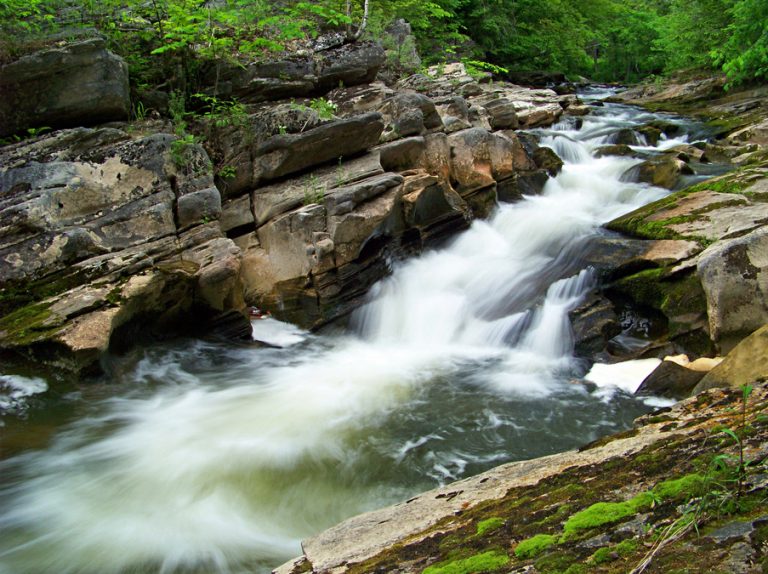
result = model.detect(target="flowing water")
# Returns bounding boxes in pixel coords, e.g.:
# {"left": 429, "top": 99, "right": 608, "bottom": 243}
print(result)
{"left": 0, "top": 92, "right": 712, "bottom": 573}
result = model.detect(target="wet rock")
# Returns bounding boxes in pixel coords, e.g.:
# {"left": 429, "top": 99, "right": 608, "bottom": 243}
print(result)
{"left": 0, "top": 38, "right": 130, "bottom": 137}
{"left": 622, "top": 155, "right": 694, "bottom": 189}
{"left": 608, "top": 128, "right": 642, "bottom": 146}
{"left": 570, "top": 294, "right": 622, "bottom": 358}
{"left": 532, "top": 147, "right": 564, "bottom": 176}
{"left": 594, "top": 144, "right": 637, "bottom": 158}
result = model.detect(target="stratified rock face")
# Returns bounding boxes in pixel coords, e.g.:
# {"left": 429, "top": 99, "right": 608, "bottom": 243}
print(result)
{"left": 0, "top": 127, "right": 247, "bottom": 373}
{"left": 0, "top": 38, "right": 130, "bottom": 138}
{"left": 253, "top": 113, "right": 385, "bottom": 184}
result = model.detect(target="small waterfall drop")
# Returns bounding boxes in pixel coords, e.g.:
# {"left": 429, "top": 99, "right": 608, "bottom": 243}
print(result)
{"left": 0, "top": 95, "right": 694, "bottom": 574}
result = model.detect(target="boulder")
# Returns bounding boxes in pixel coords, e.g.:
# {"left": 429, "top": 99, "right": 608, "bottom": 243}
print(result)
{"left": 635, "top": 360, "right": 706, "bottom": 399}
{"left": 515, "top": 103, "right": 563, "bottom": 129}
{"left": 0, "top": 38, "right": 130, "bottom": 138}
{"left": 697, "top": 226, "right": 768, "bottom": 351}
{"left": 253, "top": 112, "right": 384, "bottom": 184}
{"left": 532, "top": 147, "right": 564, "bottom": 176}
{"left": 728, "top": 119, "right": 768, "bottom": 146}
{"left": 608, "top": 128, "right": 641, "bottom": 146}
{"left": 621, "top": 155, "right": 694, "bottom": 189}
{"left": 214, "top": 41, "right": 385, "bottom": 103}
{"left": 594, "top": 144, "right": 636, "bottom": 158}
{"left": 483, "top": 98, "right": 519, "bottom": 130}
{"left": 447, "top": 129, "right": 519, "bottom": 194}
{"left": 693, "top": 324, "right": 768, "bottom": 393}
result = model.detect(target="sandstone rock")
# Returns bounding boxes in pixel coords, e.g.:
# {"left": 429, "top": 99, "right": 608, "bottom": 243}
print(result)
{"left": 379, "top": 92, "right": 442, "bottom": 141}
{"left": 635, "top": 359, "right": 706, "bottom": 398}
{"left": 697, "top": 226, "right": 768, "bottom": 351}
{"left": 483, "top": 98, "right": 519, "bottom": 130}
{"left": 253, "top": 112, "right": 384, "bottom": 184}
{"left": 0, "top": 38, "right": 130, "bottom": 137}
{"left": 694, "top": 324, "right": 768, "bottom": 393}
{"left": 447, "top": 128, "right": 517, "bottom": 194}
{"left": 252, "top": 152, "right": 384, "bottom": 226}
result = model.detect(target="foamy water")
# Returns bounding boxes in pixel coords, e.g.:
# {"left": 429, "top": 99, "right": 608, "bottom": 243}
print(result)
{"left": 0, "top": 96, "right": 702, "bottom": 573}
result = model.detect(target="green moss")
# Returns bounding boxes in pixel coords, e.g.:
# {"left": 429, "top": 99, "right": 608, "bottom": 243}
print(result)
{"left": 514, "top": 534, "right": 558, "bottom": 559}
{"left": 616, "top": 538, "right": 639, "bottom": 555}
{"left": 590, "top": 546, "right": 614, "bottom": 564}
{"left": 562, "top": 494, "right": 652, "bottom": 538}
{"left": 653, "top": 473, "right": 706, "bottom": 501}
{"left": 0, "top": 301, "right": 60, "bottom": 346}
{"left": 476, "top": 517, "right": 504, "bottom": 537}
{"left": 563, "top": 565, "right": 588, "bottom": 574}
{"left": 422, "top": 550, "right": 510, "bottom": 574}
{"left": 534, "top": 550, "right": 579, "bottom": 573}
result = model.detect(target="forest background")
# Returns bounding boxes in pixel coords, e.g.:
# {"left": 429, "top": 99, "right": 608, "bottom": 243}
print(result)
{"left": 0, "top": 0, "right": 766, "bottom": 99}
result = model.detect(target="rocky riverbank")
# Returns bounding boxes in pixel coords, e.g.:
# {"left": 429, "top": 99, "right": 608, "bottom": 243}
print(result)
{"left": 276, "top": 382, "right": 768, "bottom": 574}
{"left": 271, "top": 76, "right": 768, "bottom": 574}
{"left": 0, "top": 37, "right": 575, "bottom": 376}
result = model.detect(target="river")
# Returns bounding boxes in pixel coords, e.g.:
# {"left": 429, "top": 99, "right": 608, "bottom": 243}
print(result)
{"left": 0, "top": 90, "right": 714, "bottom": 573}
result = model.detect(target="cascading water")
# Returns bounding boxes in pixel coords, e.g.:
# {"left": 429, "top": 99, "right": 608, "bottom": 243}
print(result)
{"left": 0, "top": 94, "right": 705, "bottom": 573}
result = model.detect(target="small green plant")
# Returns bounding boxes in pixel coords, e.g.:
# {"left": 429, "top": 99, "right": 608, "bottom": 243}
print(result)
{"left": 217, "top": 165, "right": 237, "bottom": 180}
{"left": 192, "top": 93, "right": 248, "bottom": 128}
{"left": 462, "top": 59, "right": 509, "bottom": 79}
{"left": 170, "top": 134, "right": 198, "bottom": 167}
{"left": 132, "top": 101, "right": 147, "bottom": 121}
{"left": 309, "top": 97, "right": 337, "bottom": 121}
{"left": 302, "top": 174, "right": 325, "bottom": 205}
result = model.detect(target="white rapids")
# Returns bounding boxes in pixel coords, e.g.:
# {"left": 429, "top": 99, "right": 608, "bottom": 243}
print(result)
{"left": 0, "top": 97, "right": 697, "bottom": 574}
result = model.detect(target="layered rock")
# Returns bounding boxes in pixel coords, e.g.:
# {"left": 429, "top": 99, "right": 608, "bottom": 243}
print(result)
{"left": 0, "top": 127, "right": 247, "bottom": 373}
{"left": 0, "top": 38, "right": 130, "bottom": 138}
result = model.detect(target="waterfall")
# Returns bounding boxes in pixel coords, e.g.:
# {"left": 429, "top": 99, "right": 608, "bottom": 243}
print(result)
{"left": 0, "top": 97, "right": 690, "bottom": 574}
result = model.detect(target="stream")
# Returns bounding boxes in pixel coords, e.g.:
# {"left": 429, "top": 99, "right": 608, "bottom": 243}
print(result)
{"left": 0, "top": 90, "right": 717, "bottom": 574}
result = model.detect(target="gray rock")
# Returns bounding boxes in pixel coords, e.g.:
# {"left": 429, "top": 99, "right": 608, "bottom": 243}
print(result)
{"left": 177, "top": 187, "right": 222, "bottom": 229}
{"left": 697, "top": 226, "right": 768, "bottom": 350}
{"left": 253, "top": 113, "right": 384, "bottom": 184}
{"left": 0, "top": 38, "right": 129, "bottom": 137}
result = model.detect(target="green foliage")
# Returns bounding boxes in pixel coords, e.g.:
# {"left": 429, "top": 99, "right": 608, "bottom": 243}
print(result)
{"left": 475, "top": 517, "right": 504, "bottom": 537}
{"left": 217, "top": 165, "right": 237, "bottom": 180}
{"left": 192, "top": 93, "right": 248, "bottom": 128}
{"left": 514, "top": 534, "right": 558, "bottom": 559}
{"left": 422, "top": 550, "right": 510, "bottom": 574}
{"left": 170, "top": 133, "right": 199, "bottom": 167}
{"left": 309, "top": 97, "right": 338, "bottom": 121}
